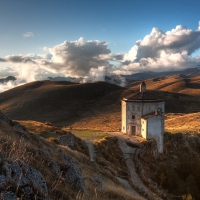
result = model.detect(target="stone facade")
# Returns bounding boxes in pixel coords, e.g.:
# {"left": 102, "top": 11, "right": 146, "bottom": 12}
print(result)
{"left": 121, "top": 82, "right": 165, "bottom": 153}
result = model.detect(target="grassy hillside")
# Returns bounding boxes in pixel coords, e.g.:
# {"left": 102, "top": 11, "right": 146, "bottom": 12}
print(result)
{"left": 0, "top": 113, "right": 139, "bottom": 200}
{"left": 0, "top": 81, "right": 124, "bottom": 130}
{"left": 0, "top": 77, "right": 200, "bottom": 131}
{"left": 165, "top": 112, "right": 200, "bottom": 134}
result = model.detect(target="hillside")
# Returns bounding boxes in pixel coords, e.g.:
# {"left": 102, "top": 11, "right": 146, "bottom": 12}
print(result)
{"left": 0, "top": 111, "right": 142, "bottom": 200}
{"left": 128, "top": 75, "right": 200, "bottom": 96}
{"left": 0, "top": 81, "right": 124, "bottom": 130}
{"left": 0, "top": 78, "right": 200, "bottom": 131}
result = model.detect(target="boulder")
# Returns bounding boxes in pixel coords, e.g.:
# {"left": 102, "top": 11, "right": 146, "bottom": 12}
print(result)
{"left": 58, "top": 133, "right": 74, "bottom": 149}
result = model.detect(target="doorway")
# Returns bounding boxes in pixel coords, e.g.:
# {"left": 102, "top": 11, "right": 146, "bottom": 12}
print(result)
{"left": 131, "top": 126, "right": 136, "bottom": 135}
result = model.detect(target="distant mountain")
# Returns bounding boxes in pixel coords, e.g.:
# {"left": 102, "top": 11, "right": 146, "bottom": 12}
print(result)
{"left": 122, "top": 67, "right": 200, "bottom": 80}
{"left": 48, "top": 76, "right": 76, "bottom": 81}
{"left": 48, "top": 75, "right": 126, "bottom": 86}
{"left": 0, "top": 76, "right": 16, "bottom": 83}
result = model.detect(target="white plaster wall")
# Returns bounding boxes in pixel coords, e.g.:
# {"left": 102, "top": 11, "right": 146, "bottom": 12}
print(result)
{"left": 122, "top": 100, "right": 165, "bottom": 138}
{"left": 121, "top": 101, "right": 127, "bottom": 133}
{"left": 147, "top": 115, "right": 163, "bottom": 153}
{"left": 126, "top": 102, "right": 142, "bottom": 135}
{"left": 141, "top": 119, "right": 147, "bottom": 138}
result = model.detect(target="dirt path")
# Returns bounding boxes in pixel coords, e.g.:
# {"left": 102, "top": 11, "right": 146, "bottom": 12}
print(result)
{"left": 107, "top": 132, "right": 163, "bottom": 200}
{"left": 116, "top": 177, "right": 146, "bottom": 200}
{"left": 85, "top": 141, "right": 96, "bottom": 161}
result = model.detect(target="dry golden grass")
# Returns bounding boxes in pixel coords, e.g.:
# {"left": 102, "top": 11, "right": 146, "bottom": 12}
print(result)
{"left": 94, "top": 136, "right": 128, "bottom": 179}
{"left": 129, "top": 75, "right": 200, "bottom": 96}
{"left": 0, "top": 120, "right": 140, "bottom": 200}
{"left": 1, "top": 78, "right": 200, "bottom": 132}
{"left": 165, "top": 112, "right": 200, "bottom": 133}
{"left": 17, "top": 120, "right": 57, "bottom": 133}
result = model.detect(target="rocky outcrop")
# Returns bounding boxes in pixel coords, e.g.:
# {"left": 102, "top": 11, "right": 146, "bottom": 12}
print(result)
{"left": 48, "top": 160, "right": 61, "bottom": 178}
{"left": 134, "top": 139, "right": 168, "bottom": 199}
{"left": 58, "top": 132, "right": 74, "bottom": 149}
{"left": 60, "top": 153, "right": 85, "bottom": 192}
{"left": 0, "top": 111, "right": 28, "bottom": 133}
{"left": 65, "top": 163, "right": 85, "bottom": 192}
{"left": 0, "top": 157, "right": 49, "bottom": 199}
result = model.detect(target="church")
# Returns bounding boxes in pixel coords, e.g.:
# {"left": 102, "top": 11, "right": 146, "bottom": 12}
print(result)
{"left": 121, "top": 82, "right": 165, "bottom": 153}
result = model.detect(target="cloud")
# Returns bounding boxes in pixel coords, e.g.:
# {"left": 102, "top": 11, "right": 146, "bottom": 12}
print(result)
{"left": 2, "top": 23, "right": 200, "bottom": 90}
{"left": 39, "top": 37, "right": 116, "bottom": 77}
{"left": 122, "top": 22, "right": 200, "bottom": 73}
{"left": 82, "top": 66, "right": 109, "bottom": 83}
{"left": 23, "top": 32, "right": 34, "bottom": 37}
{"left": 0, "top": 38, "right": 120, "bottom": 91}
{"left": 0, "top": 58, "right": 6, "bottom": 62}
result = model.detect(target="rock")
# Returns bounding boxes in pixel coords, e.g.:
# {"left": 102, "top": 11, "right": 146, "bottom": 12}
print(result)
{"left": 58, "top": 133, "right": 74, "bottom": 149}
{"left": 0, "top": 192, "right": 17, "bottom": 200}
{"left": 48, "top": 160, "right": 61, "bottom": 178}
{"left": 13, "top": 123, "right": 28, "bottom": 133}
{"left": 1, "top": 159, "right": 48, "bottom": 198}
{"left": 61, "top": 153, "right": 76, "bottom": 165}
{"left": 0, "top": 111, "right": 27, "bottom": 133}
{"left": 0, "top": 175, "right": 5, "bottom": 190}
{"left": 65, "top": 163, "right": 85, "bottom": 192}
{"left": 40, "top": 149, "right": 50, "bottom": 157}
{"left": 94, "top": 175, "right": 104, "bottom": 189}
{"left": 0, "top": 111, "right": 10, "bottom": 124}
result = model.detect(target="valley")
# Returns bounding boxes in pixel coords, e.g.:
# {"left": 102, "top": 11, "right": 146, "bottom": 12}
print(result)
{"left": 0, "top": 72, "right": 200, "bottom": 199}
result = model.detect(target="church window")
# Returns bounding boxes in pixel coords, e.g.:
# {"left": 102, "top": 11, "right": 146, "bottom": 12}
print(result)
{"left": 132, "top": 105, "right": 135, "bottom": 111}
{"left": 132, "top": 115, "right": 135, "bottom": 120}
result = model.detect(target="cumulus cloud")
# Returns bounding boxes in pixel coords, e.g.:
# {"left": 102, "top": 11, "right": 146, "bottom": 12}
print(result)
{"left": 44, "top": 37, "right": 113, "bottom": 76}
{"left": 2, "top": 23, "right": 200, "bottom": 91}
{"left": 82, "top": 66, "right": 109, "bottom": 83}
{"left": 0, "top": 37, "right": 120, "bottom": 77}
{"left": 23, "top": 32, "right": 34, "bottom": 37}
{"left": 0, "top": 38, "right": 122, "bottom": 92}
{"left": 122, "top": 22, "right": 200, "bottom": 73}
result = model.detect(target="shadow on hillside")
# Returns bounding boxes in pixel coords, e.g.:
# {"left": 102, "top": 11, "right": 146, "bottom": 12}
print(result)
{"left": 0, "top": 81, "right": 200, "bottom": 128}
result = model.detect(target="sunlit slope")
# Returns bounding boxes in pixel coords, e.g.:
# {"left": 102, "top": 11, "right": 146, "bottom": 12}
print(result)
{"left": 165, "top": 112, "right": 200, "bottom": 133}
{"left": 128, "top": 75, "right": 200, "bottom": 96}
{"left": 1, "top": 78, "right": 200, "bottom": 131}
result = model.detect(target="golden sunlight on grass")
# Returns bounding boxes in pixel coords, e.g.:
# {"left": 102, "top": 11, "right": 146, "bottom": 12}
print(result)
{"left": 63, "top": 128, "right": 108, "bottom": 141}
{"left": 165, "top": 112, "right": 200, "bottom": 133}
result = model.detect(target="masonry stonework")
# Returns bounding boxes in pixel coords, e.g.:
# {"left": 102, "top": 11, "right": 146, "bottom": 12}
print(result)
{"left": 121, "top": 82, "right": 165, "bottom": 153}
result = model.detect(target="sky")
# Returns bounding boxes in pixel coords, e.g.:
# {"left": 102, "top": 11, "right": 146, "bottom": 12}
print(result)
{"left": 1, "top": 0, "right": 200, "bottom": 89}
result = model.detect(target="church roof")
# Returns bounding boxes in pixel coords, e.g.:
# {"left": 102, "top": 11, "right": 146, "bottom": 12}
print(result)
{"left": 123, "top": 81, "right": 164, "bottom": 102}
{"left": 123, "top": 91, "right": 164, "bottom": 102}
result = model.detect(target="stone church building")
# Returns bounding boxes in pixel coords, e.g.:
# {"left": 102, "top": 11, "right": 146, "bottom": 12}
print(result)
{"left": 121, "top": 82, "right": 165, "bottom": 153}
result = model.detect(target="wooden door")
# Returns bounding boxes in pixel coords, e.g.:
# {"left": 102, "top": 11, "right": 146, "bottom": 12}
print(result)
{"left": 131, "top": 126, "right": 136, "bottom": 135}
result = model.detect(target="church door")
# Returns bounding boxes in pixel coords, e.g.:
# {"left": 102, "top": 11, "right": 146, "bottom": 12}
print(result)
{"left": 131, "top": 126, "right": 136, "bottom": 135}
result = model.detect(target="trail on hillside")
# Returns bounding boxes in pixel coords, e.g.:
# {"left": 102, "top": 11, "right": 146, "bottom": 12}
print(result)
{"left": 85, "top": 141, "right": 96, "bottom": 161}
{"left": 107, "top": 132, "right": 163, "bottom": 200}
{"left": 116, "top": 177, "right": 146, "bottom": 200}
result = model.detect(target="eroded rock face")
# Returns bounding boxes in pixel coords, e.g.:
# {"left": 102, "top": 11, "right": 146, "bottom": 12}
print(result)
{"left": 48, "top": 160, "right": 61, "bottom": 178}
{"left": 0, "top": 111, "right": 28, "bottom": 133}
{"left": 65, "top": 163, "right": 85, "bottom": 192}
{"left": 0, "top": 158, "right": 49, "bottom": 199}
{"left": 58, "top": 133, "right": 74, "bottom": 149}
{"left": 0, "top": 192, "right": 17, "bottom": 200}
{"left": 60, "top": 153, "right": 85, "bottom": 192}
